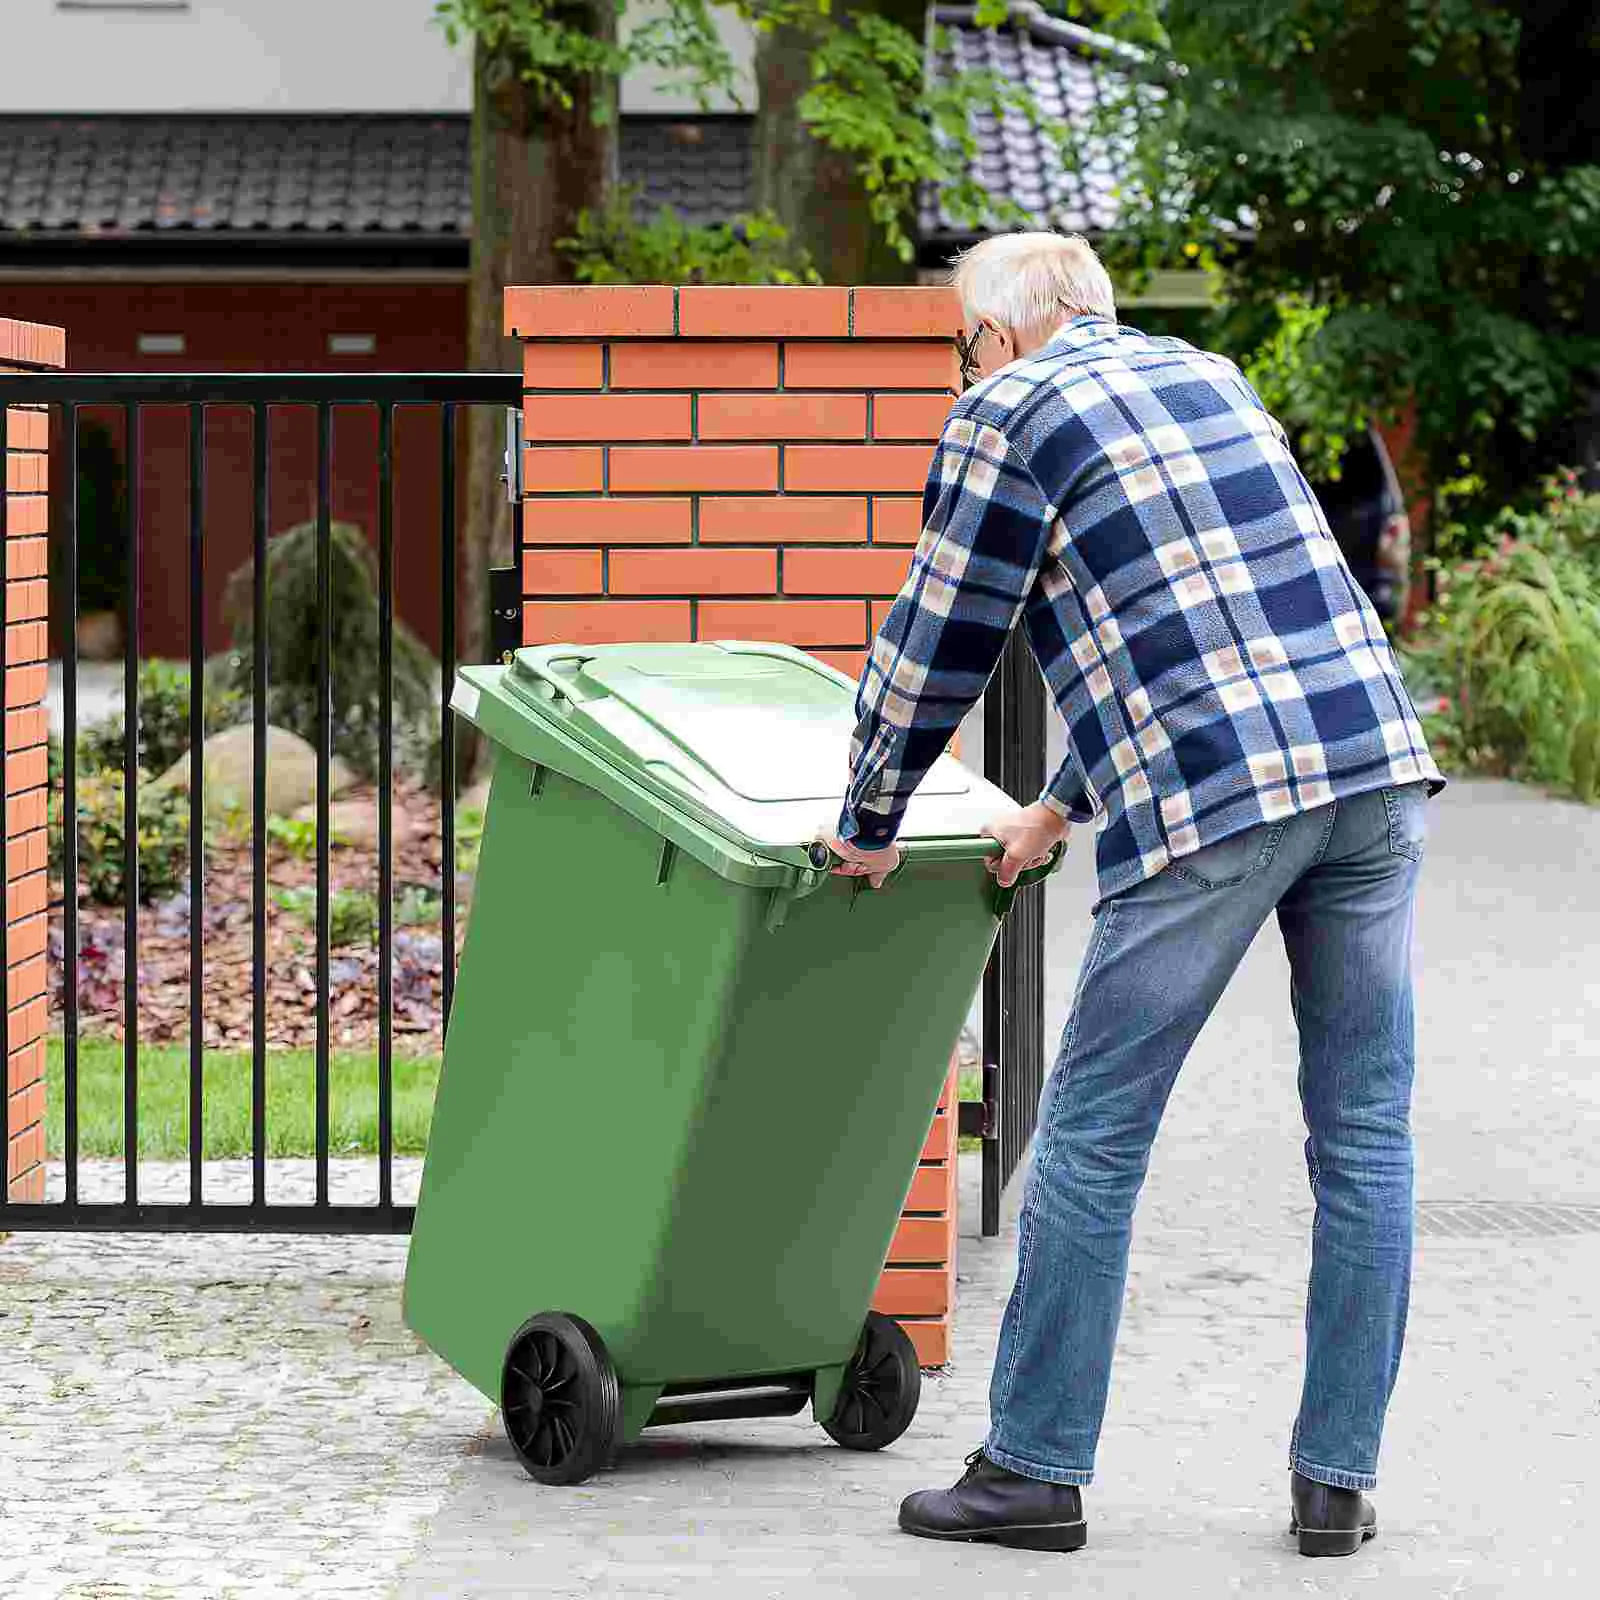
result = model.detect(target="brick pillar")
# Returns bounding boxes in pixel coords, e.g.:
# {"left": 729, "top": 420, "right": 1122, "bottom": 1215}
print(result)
{"left": 2, "top": 317, "right": 62, "bottom": 1204}
{"left": 508, "top": 283, "right": 964, "bottom": 1363}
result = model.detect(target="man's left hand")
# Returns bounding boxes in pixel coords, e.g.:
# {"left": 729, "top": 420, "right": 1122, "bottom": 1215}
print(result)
{"left": 815, "top": 832, "right": 902, "bottom": 889}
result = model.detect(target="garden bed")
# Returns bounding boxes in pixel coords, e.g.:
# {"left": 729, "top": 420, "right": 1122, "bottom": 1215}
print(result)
{"left": 48, "top": 781, "right": 470, "bottom": 1054}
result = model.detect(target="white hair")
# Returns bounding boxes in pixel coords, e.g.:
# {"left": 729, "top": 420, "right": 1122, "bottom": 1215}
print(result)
{"left": 949, "top": 231, "right": 1116, "bottom": 334}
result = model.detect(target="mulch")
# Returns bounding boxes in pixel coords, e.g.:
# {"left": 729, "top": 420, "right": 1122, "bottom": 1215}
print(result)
{"left": 48, "top": 783, "right": 463, "bottom": 1054}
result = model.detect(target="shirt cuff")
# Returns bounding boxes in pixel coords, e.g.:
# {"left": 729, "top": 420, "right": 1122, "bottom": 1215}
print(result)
{"left": 837, "top": 803, "right": 902, "bottom": 850}
{"left": 1038, "top": 788, "right": 1095, "bottom": 827}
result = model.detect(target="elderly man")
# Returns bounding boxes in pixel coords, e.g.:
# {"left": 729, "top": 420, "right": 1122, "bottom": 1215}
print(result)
{"left": 819, "top": 232, "right": 1442, "bottom": 1558}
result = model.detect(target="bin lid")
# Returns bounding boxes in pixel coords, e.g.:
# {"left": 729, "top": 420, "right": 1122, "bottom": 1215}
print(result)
{"left": 499, "top": 641, "right": 1012, "bottom": 854}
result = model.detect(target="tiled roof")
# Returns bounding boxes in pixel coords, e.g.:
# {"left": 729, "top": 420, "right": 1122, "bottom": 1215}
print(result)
{"left": 0, "top": 117, "right": 473, "bottom": 240}
{"left": 620, "top": 118, "right": 754, "bottom": 229}
{"left": 0, "top": 114, "right": 756, "bottom": 246}
{"left": 923, "top": 2, "right": 1154, "bottom": 243}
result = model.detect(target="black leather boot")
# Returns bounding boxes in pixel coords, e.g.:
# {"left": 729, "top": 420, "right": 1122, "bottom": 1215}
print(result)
{"left": 1290, "top": 1469, "right": 1378, "bottom": 1557}
{"left": 898, "top": 1450, "right": 1087, "bottom": 1551}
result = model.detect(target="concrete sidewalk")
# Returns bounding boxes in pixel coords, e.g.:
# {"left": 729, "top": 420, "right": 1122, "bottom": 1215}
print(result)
{"left": 2, "top": 778, "right": 1597, "bottom": 1596}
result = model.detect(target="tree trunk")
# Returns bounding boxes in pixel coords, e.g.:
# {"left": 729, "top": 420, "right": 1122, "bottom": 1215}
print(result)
{"left": 460, "top": 14, "right": 617, "bottom": 784}
{"left": 752, "top": 2, "right": 926, "bottom": 285}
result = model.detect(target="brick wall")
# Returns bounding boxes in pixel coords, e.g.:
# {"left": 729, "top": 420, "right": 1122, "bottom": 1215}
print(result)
{"left": 509, "top": 283, "right": 964, "bottom": 1363}
{"left": 2, "top": 315, "right": 63, "bottom": 1204}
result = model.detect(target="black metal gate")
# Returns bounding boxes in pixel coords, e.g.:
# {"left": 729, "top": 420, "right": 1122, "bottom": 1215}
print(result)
{"left": 0, "top": 372, "right": 521, "bottom": 1232}
{"left": 962, "top": 633, "right": 1051, "bottom": 1236}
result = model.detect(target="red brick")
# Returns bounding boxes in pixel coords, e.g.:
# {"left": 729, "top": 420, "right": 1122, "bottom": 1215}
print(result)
{"left": 851, "top": 286, "right": 963, "bottom": 339}
{"left": 7, "top": 537, "right": 47, "bottom": 580}
{"left": 872, "top": 497, "right": 924, "bottom": 544}
{"left": 609, "top": 549, "right": 777, "bottom": 597}
{"left": 505, "top": 285, "right": 675, "bottom": 339}
{"left": 5, "top": 621, "right": 47, "bottom": 666}
{"left": 810, "top": 648, "right": 867, "bottom": 679}
{"left": 872, "top": 393, "right": 952, "bottom": 441}
{"left": 5, "top": 663, "right": 47, "bottom": 709}
{"left": 920, "top": 1107, "right": 954, "bottom": 1161}
{"left": 904, "top": 1161, "right": 956, "bottom": 1213}
{"left": 2, "top": 496, "right": 49, "bottom": 537}
{"left": 6, "top": 870, "right": 46, "bottom": 923}
{"left": 7, "top": 1037, "right": 44, "bottom": 1095}
{"left": 871, "top": 597, "right": 897, "bottom": 632}
{"left": 524, "top": 393, "right": 691, "bottom": 442}
{"left": 5, "top": 455, "right": 46, "bottom": 494}
{"left": 872, "top": 1268, "right": 950, "bottom": 1317}
{"left": 699, "top": 599, "right": 866, "bottom": 647}
{"left": 700, "top": 497, "right": 867, "bottom": 545}
{"left": 5, "top": 1122, "right": 46, "bottom": 1193}
{"left": 524, "top": 497, "right": 691, "bottom": 545}
{"left": 679, "top": 286, "right": 849, "bottom": 339}
{"left": 7, "top": 997, "right": 47, "bottom": 1054}
{"left": 521, "top": 447, "right": 604, "bottom": 493}
{"left": 5, "top": 704, "right": 47, "bottom": 753}
{"left": 7, "top": 1078, "right": 45, "bottom": 1139}
{"left": 698, "top": 393, "right": 865, "bottom": 442}
{"left": 4, "top": 408, "right": 49, "bottom": 451}
{"left": 521, "top": 551, "right": 604, "bottom": 595}
{"left": 7, "top": 912, "right": 46, "bottom": 966}
{"left": 7, "top": 953, "right": 46, "bottom": 1012}
{"left": 785, "top": 549, "right": 911, "bottom": 597}
{"left": 900, "top": 1319, "right": 950, "bottom": 1368}
{"left": 888, "top": 1215, "right": 952, "bottom": 1264}
{"left": 785, "top": 342, "right": 960, "bottom": 392}
{"left": 0, "top": 317, "right": 66, "bottom": 369}
{"left": 5, "top": 787, "right": 46, "bottom": 834}
{"left": 522, "top": 342, "right": 603, "bottom": 389}
{"left": 608, "top": 446, "right": 777, "bottom": 494}
{"left": 523, "top": 600, "right": 692, "bottom": 646}
{"left": 6, "top": 834, "right": 45, "bottom": 881}
{"left": 610, "top": 341, "right": 777, "bottom": 390}
{"left": 785, "top": 445, "right": 932, "bottom": 494}
{"left": 5, "top": 576, "right": 47, "bottom": 622}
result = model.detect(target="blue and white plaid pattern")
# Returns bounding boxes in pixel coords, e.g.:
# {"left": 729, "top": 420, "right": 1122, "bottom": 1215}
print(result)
{"left": 837, "top": 316, "right": 1444, "bottom": 903}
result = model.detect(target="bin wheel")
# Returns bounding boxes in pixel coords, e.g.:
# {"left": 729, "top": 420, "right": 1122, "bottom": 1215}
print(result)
{"left": 500, "top": 1311, "right": 621, "bottom": 1485}
{"left": 822, "top": 1310, "right": 921, "bottom": 1451}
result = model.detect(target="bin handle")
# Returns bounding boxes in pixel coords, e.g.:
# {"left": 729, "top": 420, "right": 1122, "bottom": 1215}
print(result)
{"left": 804, "top": 838, "right": 1063, "bottom": 918}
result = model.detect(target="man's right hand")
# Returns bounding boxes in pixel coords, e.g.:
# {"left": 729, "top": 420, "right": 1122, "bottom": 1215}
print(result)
{"left": 981, "top": 803, "right": 1070, "bottom": 888}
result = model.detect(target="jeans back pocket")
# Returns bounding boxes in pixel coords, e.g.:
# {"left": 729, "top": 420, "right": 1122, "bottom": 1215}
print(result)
{"left": 1165, "top": 818, "right": 1289, "bottom": 890}
{"left": 1383, "top": 782, "right": 1429, "bottom": 862}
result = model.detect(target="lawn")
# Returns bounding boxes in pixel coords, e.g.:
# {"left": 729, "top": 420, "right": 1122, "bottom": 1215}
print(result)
{"left": 44, "top": 1037, "right": 441, "bottom": 1160}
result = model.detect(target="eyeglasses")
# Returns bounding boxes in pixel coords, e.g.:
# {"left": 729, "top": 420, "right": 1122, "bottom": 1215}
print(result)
{"left": 955, "top": 324, "right": 988, "bottom": 390}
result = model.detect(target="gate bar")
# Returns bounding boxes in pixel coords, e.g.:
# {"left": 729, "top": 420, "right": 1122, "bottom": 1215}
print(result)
{"left": 377, "top": 404, "right": 395, "bottom": 1211}
{"left": 64, "top": 407, "right": 81, "bottom": 1203}
{"left": 123, "top": 402, "right": 140, "bottom": 1207}
{"left": 251, "top": 402, "right": 268, "bottom": 1208}
{"left": 188, "top": 402, "right": 205, "bottom": 1204}
{"left": 314, "top": 401, "right": 332, "bottom": 1209}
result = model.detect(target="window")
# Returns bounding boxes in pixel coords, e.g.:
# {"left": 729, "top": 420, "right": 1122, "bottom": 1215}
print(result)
{"left": 327, "top": 334, "right": 377, "bottom": 356}
{"left": 57, "top": 3, "right": 192, "bottom": 12}
{"left": 136, "top": 334, "right": 185, "bottom": 355}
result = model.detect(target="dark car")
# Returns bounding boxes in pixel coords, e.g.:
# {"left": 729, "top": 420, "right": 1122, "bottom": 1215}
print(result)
{"left": 1302, "top": 426, "right": 1412, "bottom": 625}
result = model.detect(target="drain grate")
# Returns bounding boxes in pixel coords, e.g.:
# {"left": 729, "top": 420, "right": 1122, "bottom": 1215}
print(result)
{"left": 1417, "top": 1201, "right": 1600, "bottom": 1238}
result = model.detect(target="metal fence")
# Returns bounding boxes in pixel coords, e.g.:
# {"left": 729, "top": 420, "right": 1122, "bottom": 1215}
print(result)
{"left": 0, "top": 372, "right": 521, "bottom": 1232}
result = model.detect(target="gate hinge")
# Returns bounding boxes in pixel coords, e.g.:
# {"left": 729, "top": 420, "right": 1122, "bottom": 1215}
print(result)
{"left": 489, "top": 565, "right": 521, "bottom": 664}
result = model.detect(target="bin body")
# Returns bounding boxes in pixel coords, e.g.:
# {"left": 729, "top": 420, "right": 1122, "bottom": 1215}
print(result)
{"left": 403, "top": 641, "right": 1051, "bottom": 1423}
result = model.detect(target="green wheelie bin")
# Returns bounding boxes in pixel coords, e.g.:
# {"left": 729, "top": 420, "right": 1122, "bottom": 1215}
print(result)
{"left": 403, "top": 639, "right": 1060, "bottom": 1484}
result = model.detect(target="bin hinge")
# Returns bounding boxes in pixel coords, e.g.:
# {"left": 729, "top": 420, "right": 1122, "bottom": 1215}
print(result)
{"left": 957, "top": 1060, "right": 999, "bottom": 1141}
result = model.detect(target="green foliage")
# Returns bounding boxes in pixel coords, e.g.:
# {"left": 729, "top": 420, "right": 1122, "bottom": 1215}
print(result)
{"left": 1103, "top": 1, "right": 1600, "bottom": 520}
{"left": 1406, "top": 472, "right": 1600, "bottom": 803}
{"left": 272, "top": 885, "right": 380, "bottom": 948}
{"left": 396, "top": 883, "right": 444, "bottom": 927}
{"left": 78, "top": 660, "right": 248, "bottom": 781}
{"left": 561, "top": 189, "right": 821, "bottom": 283}
{"left": 265, "top": 815, "right": 320, "bottom": 860}
{"left": 221, "top": 520, "right": 439, "bottom": 785}
{"left": 434, "top": 0, "right": 741, "bottom": 113}
{"left": 72, "top": 772, "right": 191, "bottom": 906}
{"left": 454, "top": 805, "right": 486, "bottom": 878}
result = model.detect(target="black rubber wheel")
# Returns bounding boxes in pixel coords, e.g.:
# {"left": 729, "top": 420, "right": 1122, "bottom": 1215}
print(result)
{"left": 821, "top": 1310, "right": 921, "bottom": 1451}
{"left": 500, "top": 1312, "right": 621, "bottom": 1485}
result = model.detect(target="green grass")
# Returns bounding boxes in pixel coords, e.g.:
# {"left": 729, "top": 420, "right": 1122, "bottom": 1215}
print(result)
{"left": 958, "top": 1064, "right": 981, "bottom": 1154}
{"left": 44, "top": 1037, "right": 440, "bottom": 1160}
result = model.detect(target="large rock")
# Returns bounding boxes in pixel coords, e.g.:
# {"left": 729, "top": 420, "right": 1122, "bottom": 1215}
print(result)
{"left": 288, "top": 796, "right": 413, "bottom": 851}
{"left": 150, "top": 725, "right": 357, "bottom": 818}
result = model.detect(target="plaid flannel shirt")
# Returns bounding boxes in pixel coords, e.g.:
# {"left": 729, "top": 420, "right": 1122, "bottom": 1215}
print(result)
{"left": 836, "top": 316, "right": 1444, "bottom": 904}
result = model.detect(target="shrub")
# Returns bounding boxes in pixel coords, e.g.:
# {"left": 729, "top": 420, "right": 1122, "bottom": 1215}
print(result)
{"left": 560, "top": 191, "right": 821, "bottom": 286}
{"left": 73, "top": 772, "right": 191, "bottom": 905}
{"left": 1408, "top": 471, "right": 1600, "bottom": 803}
{"left": 78, "top": 659, "right": 248, "bottom": 779}
{"left": 272, "top": 885, "right": 379, "bottom": 948}
{"left": 221, "top": 520, "right": 438, "bottom": 784}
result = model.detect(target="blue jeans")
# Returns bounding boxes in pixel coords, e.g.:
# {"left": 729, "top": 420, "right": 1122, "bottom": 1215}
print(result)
{"left": 986, "top": 783, "right": 1428, "bottom": 1492}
